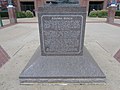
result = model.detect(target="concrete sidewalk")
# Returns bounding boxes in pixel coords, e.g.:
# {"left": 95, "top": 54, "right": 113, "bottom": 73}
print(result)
{"left": 0, "top": 17, "right": 38, "bottom": 27}
{"left": 0, "top": 17, "right": 108, "bottom": 26}
{"left": 0, "top": 18, "right": 120, "bottom": 90}
{"left": 1, "top": 17, "right": 120, "bottom": 26}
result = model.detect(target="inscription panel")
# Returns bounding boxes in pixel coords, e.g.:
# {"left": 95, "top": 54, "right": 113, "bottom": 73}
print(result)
{"left": 41, "top": 15, "right": 83, "bottom": 55}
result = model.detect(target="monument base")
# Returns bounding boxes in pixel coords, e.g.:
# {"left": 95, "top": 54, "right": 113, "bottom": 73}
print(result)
{"left": 19, "top": 46, "right": 106, "bottom": 84}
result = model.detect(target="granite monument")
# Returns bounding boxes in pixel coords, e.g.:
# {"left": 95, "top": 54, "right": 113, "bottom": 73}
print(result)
{"left": 19, "top": 0, "right": 106, "bottom": 84}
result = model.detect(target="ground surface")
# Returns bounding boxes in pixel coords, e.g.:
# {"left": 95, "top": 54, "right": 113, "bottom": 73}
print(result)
{"left": 0, "top": 17, "right": 120, "bottom": 90}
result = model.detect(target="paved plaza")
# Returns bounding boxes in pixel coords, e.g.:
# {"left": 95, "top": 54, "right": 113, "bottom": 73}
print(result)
{"left": 0, "top": 17, "right": 120, "bottom": 90}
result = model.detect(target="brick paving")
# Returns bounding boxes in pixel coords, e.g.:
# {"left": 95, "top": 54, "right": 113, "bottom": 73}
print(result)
{"left": 0, "top": 23, "right": 16, "bottom": 30}
{"left": 0, "top": 45, "right": 10, "bottom": 68}
{"left": 114, "top": 49, "right": 120, "bottom": 63}
{"left": 109, "top": 23, "right": 120, "bottom": 27}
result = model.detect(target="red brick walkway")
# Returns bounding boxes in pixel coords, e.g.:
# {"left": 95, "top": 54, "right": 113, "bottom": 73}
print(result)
{"left": 114, "top": 49, "right": 120, "bottom": 63}
{"left": 0, "top": 46, "right": 10, "bottom": 68}
{"left": 108, "top": 23, "right": 120, "bottom": 27}
{"left": 0, "top": 23, "right": 16, "bottom": 30}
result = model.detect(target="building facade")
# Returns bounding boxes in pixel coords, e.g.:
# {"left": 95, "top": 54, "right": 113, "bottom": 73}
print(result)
{"left": 0, "top": 0, "right": 120, "bottom": 16}
{"left": 15, "top": 0, "right": 109, "bottom": 15}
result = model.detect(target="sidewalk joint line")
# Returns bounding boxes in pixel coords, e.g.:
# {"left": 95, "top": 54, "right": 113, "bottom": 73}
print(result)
{"left": 12, "top": 45, "right": 25, "bottom": 57}
{"left": 96, "top": 41, "right": 109, "bottom": 53}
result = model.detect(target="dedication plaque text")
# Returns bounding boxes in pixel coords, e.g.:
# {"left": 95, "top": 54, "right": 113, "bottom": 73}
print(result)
{"left": 41, "top": 15, "right": 83, "bottom": 55}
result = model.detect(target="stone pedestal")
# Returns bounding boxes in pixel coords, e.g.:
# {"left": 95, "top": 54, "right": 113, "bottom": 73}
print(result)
{"left": 19, "top": 47, "right": 106, "bottom": 84}
{"left": 107, "top": 6, "right": 117, "bottom": 24}
{"left": 19, "top": 5, "right": 106, "bottom": 84}
{"left": 7, "top": 5, "right": 17, "bottom": 24}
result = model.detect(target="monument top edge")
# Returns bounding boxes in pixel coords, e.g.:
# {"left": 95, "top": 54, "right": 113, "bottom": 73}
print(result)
{"left": 43, "top": 4, "right": 80, "bottom": 7}
{"left": 45, "top": 0, "right": 80, "bottom": 4}
{"left": 38, "top": 6, "right": 86, "bottom": 13}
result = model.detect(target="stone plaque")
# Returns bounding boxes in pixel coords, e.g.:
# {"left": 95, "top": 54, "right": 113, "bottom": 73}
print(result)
{"left": 41, "top": 15, "right": 83, "bottom": 55}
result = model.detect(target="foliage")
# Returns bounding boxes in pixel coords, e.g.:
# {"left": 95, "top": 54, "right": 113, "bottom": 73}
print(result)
{"left": 89, "top": 10, "right": 108, "bottom": 18}
{"left": 97, "top": 10, "right": 108, "bottom": 18}
{"left": 89, "top": 9, "right": 120, "bottom": 18}
{"left": 16, "top": 11, "right": 26, "bottom": 18}
{"left": 16, "top": 10, "right": 34, "bottom": 18}
{"left": 89, "top": 10, "right": 98, "bottom": 17}
{"left": 115, "top": 10, "right": 120, "bottom": 16}
{"left": 25, "top": 10, "right": 34, "bottom": 18}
